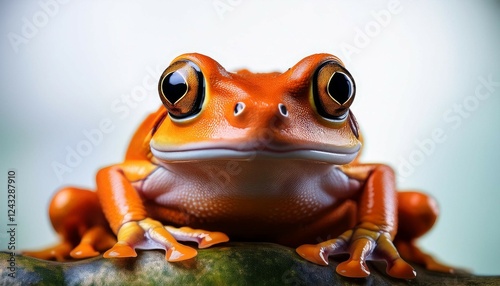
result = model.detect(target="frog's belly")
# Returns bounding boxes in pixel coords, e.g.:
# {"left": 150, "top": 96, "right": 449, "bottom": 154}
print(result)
{"left": 137, "top": 160, "right": 361, "bottom": 241}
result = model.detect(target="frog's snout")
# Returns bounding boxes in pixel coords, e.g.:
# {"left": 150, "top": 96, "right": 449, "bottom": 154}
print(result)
{"left": 230, "top": 101, "right": 290, "bottom": 130}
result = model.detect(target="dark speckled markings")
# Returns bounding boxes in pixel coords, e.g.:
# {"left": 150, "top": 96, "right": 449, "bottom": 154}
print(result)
{"left": 1, "top": 243, "right": 499, "bottom": 285}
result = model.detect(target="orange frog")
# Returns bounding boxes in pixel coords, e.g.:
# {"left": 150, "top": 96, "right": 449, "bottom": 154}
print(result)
{"left": 26, "top": 53, "right": 453, "bottom": 279}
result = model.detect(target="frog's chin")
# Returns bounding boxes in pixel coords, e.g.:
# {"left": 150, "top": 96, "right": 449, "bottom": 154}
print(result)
{"left": 150, "top": 144, "right": 360, "bottom": 165}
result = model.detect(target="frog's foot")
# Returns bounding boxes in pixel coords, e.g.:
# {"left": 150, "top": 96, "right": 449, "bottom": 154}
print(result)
{"left": 23, "top": 242, "right": 73, "bottom": 261}
{"left": 104, "top": 218, "right": 221, "bottom": 262}
{"left": 165, "top": 226, "right": 229, "bottom": 248}
{"left": 24, "top": 225, "right": 116, "bottom": 261}
{"left": 395, "top": 239, "right": 455, "bottom": 274}
{"left": 296, "top": 224, "right": 416, "bottom": 279}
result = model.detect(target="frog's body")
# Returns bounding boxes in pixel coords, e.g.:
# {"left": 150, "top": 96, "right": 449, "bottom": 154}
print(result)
{"left": 26, "top": 53, "right": 452, "bottom": 279}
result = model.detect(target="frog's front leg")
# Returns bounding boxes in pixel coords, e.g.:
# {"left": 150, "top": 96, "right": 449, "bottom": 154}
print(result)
{"left": 96, "top": 162, "right": 228, "bottom": 262}
{"left": 296, "top": 164, "right": 416, "bottom": 279}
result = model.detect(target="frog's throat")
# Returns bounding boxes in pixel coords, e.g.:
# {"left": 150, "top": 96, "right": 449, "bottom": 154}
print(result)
{"left": 150, "top": 145, "right": 360, "bottom": 165}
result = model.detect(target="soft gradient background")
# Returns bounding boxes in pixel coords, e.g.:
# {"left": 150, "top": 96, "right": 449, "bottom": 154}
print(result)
{"left": 1, "top": 0, "right": 499, "bottom": 275}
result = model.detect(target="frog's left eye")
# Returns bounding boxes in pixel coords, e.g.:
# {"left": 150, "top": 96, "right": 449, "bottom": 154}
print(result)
{"left": 159, "top": 60, "right": 205, "bottom": 119}
{"left": 313, "top": 61, "right": 355, "bottom": 120}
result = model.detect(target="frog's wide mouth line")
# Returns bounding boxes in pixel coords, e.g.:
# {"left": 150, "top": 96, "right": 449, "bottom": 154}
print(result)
{"left": 150, "top": 145, "right": 360, "bottom": 164}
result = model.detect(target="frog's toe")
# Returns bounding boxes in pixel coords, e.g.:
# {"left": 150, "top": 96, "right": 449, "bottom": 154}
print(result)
{"left": 103, "top": 242, "right": 138, "bottom": 258}
{"left": 166, "top": 242, "right": 198, "bottom": 262}
{"left": 296, "top": 244, "right": 330, "bottom": 266}
{"left": 165, "top": 226, "right": 229, "bottom": 249}
{"left": 337, "top": 259, "right": 370, "bottom": 278}
{"left": 70, "top": 243, "right": 100, "bottom": 259}
{"left": 372, "top": 232, "right": 416, "bottom": 279}
{"left": 386, "top": 258, "right": 417, "bottom": 279}
{"left": 198, "top": 231, "right": 229, "bottom": 248}
{"left": 425, "top": 261, "right": 456, "bottom": 273}
{"left": 296, "top": 232, "right": 349, "bottom": 266}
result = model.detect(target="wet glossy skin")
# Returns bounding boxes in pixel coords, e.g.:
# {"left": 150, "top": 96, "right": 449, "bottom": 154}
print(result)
{"left": 25, "top": 53, "right": 453, "bottom": 279}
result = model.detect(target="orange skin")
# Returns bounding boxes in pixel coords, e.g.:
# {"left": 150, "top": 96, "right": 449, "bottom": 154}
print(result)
{"left": 25, "top": 53, "right": 453, "bottom": 279}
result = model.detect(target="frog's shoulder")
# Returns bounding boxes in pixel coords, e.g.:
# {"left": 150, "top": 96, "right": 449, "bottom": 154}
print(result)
{"left": 125, "top": 106, "right": 167, "bottom": 161}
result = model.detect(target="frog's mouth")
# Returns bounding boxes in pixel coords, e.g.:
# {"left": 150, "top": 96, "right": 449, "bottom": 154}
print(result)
{"left": 150, "top": 142, "right": 360, "bottom": 165}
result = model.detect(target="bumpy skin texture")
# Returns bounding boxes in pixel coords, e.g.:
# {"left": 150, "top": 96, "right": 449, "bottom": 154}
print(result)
{"left": 25, "top": 53, "right": 453, "bottom": 279}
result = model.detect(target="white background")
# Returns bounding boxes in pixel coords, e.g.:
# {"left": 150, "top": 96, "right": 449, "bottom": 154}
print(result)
{"left": 1, "top": 0, "right": 499, "bottom": 275}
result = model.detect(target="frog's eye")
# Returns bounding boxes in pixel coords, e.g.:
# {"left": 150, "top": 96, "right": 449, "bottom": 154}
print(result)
{"left": 159, "top": 60, "right": 205, "bottom": 119}
{"left": 313, "top": 61, "right": 355, "bottom": 120}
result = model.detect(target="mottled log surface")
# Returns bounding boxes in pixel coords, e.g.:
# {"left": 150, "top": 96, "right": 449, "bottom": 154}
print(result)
{"left": 1, "top": 243, "right": 498, "bottom": 285}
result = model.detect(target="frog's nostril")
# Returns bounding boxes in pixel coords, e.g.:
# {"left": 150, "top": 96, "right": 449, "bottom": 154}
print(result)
{"left": 278, "top": 103, "right": 288, "bottom": 117}
{"left": 234, "top": 102, "right": 246, "bottom": 116}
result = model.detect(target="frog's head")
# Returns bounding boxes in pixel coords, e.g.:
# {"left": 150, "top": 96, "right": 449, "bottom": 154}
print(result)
{"left": 150, "top": 53, "right": 361, "bottom": 164}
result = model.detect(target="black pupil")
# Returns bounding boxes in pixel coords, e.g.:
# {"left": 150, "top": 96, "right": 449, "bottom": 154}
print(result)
{"left": 279, "top": 104, "right": 288, "bottom": 116}
{"left": 328, "top": 72, "right": 351, "bottom": 104}
{"left": 234, "top": 102, "right": 244, "bottom": 114}
{"left": 162, "top": 71, "right": 188, "bottom": 103}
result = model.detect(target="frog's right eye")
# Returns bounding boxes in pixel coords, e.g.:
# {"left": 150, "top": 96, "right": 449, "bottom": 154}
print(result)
{"left": 312, "top": 61, "right": 355, "bottom": 121}
{"left": 159, "top": 60, "right": 205, "bottom": 120}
